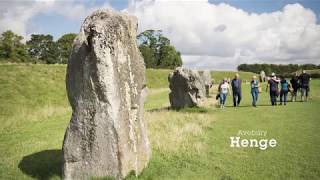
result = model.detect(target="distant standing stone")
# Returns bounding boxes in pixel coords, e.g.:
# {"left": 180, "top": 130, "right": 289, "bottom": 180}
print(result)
{"left": 63, "top": 9, "right": 151, "bottom": 180}
{"left": 168, "top": 67, "right": 205, "bottom": 108}
{"left": 202, "top": 70, "right": 212, "bottom": 97}
{"left": 260, "top": 71, "right": 266, "bottom": 82}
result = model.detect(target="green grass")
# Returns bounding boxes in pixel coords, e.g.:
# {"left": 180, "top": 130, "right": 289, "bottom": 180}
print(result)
{"left": 146, "top": 69, "right": 172, "bottom": 89}
{"left": 0, "top": 64, "right": 319, "bottom": 180}
{"left": 211, "top": 71, "right": 257, "bottom": 82}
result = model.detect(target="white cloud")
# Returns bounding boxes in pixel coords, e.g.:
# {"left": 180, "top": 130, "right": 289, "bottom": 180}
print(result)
{"left": 129, "top": 1, "right": 320, "bottom": 70}
{"left": 0, "top": 0, "right": 110, "bottom": 39}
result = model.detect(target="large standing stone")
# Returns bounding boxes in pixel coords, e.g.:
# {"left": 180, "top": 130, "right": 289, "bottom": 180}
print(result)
{"left": 62, "top": 9, "right": 151, "bottom": 180}
{"left": 168, "top": 67, "right": 205, "bottom": 108}
{"left": 202, "top": 70, "right": 212, "bottom": 97}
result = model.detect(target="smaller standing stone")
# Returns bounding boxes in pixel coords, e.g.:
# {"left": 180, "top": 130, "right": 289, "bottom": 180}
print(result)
{"left": 260, "top": 70, "right": 266, "bottom": 82}
{"left": 168, "top": 67, "right": 205, "bottom": 108}
{"left": 202, "top": 70, "right": 212, "bottom": 97}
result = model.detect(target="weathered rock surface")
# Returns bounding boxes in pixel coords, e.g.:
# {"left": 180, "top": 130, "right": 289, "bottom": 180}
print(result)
{"left": 62, "top": 9, "right": 151, "bottom": 180}
{"left": 168, "top": 67, "right": 205, "bottom": 108}
{"left": 202, "top": 70, "right": 212, "bottom": 97}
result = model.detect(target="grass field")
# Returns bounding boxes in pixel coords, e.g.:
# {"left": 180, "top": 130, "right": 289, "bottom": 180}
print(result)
{"left": 0, "top": 64, "right": 319, "bottom": 180}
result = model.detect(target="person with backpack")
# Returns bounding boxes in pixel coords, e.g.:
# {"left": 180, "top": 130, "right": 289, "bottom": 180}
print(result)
{"left": 250, "top": 75, "right": 260, "bottom": 107}
{"left": 266, "top": 73, "right": 280, "bottom": 106}
{"left": 290, "top": 73, "right": 299, "bottom": 102}
{"left": 231, "top": 73, "right": 242, "bottom": 107}
{"left": 219, "top": 78, "right": 231, "bottom": 109}
{"left": 280, "top": 76, "right": 289, "bottom": 105}
{"left": 298, "top": 70, "right": 311, "bottom": 102}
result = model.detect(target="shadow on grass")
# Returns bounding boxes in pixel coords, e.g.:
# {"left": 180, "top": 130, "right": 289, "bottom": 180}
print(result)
{"left": 18, "top": 149, "right": 62, "bottom": 180}
{"left": 147, "top": 106, "right": 214, "bottom": 113}
{"left": 224, "top": 104, "right": 273, "bottom": 108}
{"left": 147, "top": 106, "right": 170, "bottom": 112}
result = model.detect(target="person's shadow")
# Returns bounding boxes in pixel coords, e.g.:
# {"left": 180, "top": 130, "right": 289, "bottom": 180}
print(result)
{"left": 18, "top": 149, "right": 62, "bottom": 180}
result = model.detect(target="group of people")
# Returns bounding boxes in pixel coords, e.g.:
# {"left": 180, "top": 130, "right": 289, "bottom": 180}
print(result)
{"left": 216, "top": 74, "right": 243, "bottom": 109}
{"left": 217, "top": 70, "right": 311, "bottom": 109}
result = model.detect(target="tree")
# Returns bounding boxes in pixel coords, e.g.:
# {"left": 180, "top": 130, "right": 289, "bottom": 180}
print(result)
{"left": 158, "top": 45, "right": 182, "bottom": 69}
{"left": 0, "top": 30, "right": 30, "bottom": 62}
{"left": 137, "top": 30, "right": 163, "bottom": 51}
{"left": 139, "top": 45, "right": 156, "bottom": 68}
{"left": 56, "top": 33, "right": 77, "bottom": 64}
{"left": 27, "top": 34, "right": 59, "bottom": 64}
{"left": 137, "top": 30, "right": 182, "bottom": 69}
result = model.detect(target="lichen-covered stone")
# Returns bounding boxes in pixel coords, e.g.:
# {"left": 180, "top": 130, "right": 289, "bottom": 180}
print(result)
{"left": 62, "top": 9, "right": 151, "bottom": 180}
{"left": 168, "top": 67, "right": 205, "bottom": 108}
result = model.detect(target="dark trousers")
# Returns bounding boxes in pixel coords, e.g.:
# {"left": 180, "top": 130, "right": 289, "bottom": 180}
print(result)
{"left": 291, "top": 88, "right": 298, "bottom": 101}
{"left": 280, "top": 90, "right": 288, "bottom": 105}
{"left": 270, "top": 90, "right": 278, "bottom": 106}
{"left": 233, "top": 91, "right": 241, "bottom": 107}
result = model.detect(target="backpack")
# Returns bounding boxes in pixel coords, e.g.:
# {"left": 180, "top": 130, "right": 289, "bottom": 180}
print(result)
{"left": 282, "top": 81, "right": 288, "bottom": 91}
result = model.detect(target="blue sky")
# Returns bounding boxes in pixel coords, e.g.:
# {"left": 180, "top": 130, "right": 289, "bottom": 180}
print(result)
{"left": 209, "top": 0, "right": 320, "bottom": 15}
{"left": 27, "top": 0, "right": 320, "bottom": 39}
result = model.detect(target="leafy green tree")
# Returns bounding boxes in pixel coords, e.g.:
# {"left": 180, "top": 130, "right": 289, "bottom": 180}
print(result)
{"left": 159, "top": 45, "right": 182, "bottom": 69}
{"left": 262, "top": 64, "right": 272, "bottom": 75}
{"left": 56, "top": 33, "right": 77, "bottom": 64}
{"left": 26, "top": 34, "right": 59, "bottom": 64}
{"left": 0, "top": 30, "right": 30, "bottom": 62}
{"left": 137, "top": 30, "right": 160, "bottom": 51}
{"left": 139, "top": 45, "right": 156, "bottom": 68}
{"left": 137, "top": 30, "right": 182, "bottom": 69}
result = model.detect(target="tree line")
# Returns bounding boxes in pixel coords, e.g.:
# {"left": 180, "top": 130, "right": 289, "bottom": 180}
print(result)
{"left": 238, "top": 63, "right": 320, "bottom": 75}
{"left": 0, "top": 30, "right": 76, "bottom": 64}
{"left": 0, "top": 30, "right": 182, "bottom": 69}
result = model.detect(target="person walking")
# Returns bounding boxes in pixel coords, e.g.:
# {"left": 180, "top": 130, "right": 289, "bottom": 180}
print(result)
{"left": 219, "top": 78, "right": 230, "bottom": 109}
{"left": 290, "top": 74, "right": 299, "bottom": 102}
{"left": 280, "top": 76, "right": 289, "bottom": 105}
{"left": 250, "top": 75, "right": 259, "bottom": 107}
{"left": 231, "top": 73, "right": 242, "bottom": 107}
{"left": 298, "top": 70, "right": 311, "bottom": 101}
{"left": 266, "top": 73, "right": 280, "bottom": 106}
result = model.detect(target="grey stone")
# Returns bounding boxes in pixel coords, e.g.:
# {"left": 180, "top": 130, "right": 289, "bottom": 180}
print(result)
{"left": 260, "top": 70, "right": 266, "bottom": 82}
{"left": 63, "top": 9, "right": 151, "bottom": 180}
{"left": 202, "top": 70, "right": 212, "bottom": 97}
{"left": 168, "top": 67, "right": 205, "bottom": 108}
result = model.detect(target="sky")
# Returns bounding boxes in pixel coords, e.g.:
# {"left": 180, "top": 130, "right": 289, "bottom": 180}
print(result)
{"left": 0, "top": 0, "right": 319, "bottom": 70}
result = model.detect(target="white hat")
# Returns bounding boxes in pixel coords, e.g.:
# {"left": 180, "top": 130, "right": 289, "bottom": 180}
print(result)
{"left": 271, "top": 72, "right": 275, "bottom": 76}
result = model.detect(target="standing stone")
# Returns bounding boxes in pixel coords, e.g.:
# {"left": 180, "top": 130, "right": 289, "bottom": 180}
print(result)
{"left": 168, "top": 67, "right": 205, "bottom": 108}
{"left": 260, "top": 70, "right": 266, "bottom": 82}
{"left": 62, "top": 9, "right": 151, "bottom": 180}
{"left": 202, "top": 70, "right": 212, "bottom": 97}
